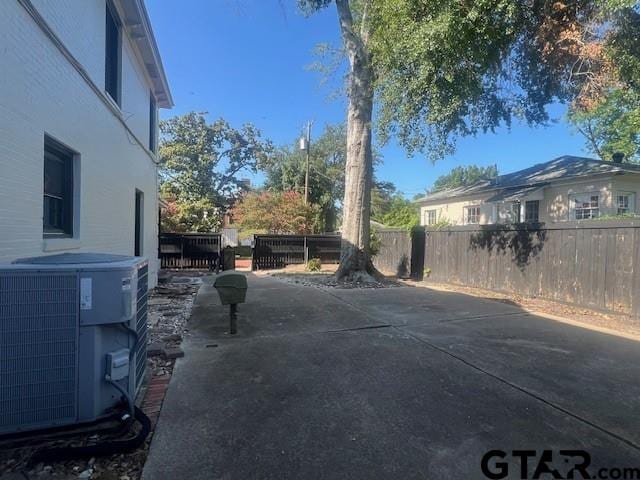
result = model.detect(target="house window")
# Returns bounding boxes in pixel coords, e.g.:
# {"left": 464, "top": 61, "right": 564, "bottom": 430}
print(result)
{"left": 572, "top": 193, "right": 600, "bottom": 220}
{"left": 105, "top": 3, "right": 121, "bottom": 104}
{"left": 43, "top": 137, "right": 74, "bottom": 236}
{"left": 149, "top": 93, "right": 157, "bottom": 152}
{"left": 525, "top": 200, "right": 539, "bottom": 223}
{"left": 426, "top": 209, "right": 437, "bottom": 225}
{"left": 465, "top": 206, "right": 480, "bottom": 224}
{"left": 616, "top": 193, "right": 634, "bottom": 215}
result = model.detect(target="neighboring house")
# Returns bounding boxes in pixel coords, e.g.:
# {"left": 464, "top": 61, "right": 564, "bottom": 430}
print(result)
{"left": 0, "top": 0, "right": 172, "bottom": 286}
{"left": 416, "top": 156, "right": 640, "bottom": 226}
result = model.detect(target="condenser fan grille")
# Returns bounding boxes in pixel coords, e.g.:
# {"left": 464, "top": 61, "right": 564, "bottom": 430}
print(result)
{"left": 0, "top": 273, "right": 78, "bottom": 433}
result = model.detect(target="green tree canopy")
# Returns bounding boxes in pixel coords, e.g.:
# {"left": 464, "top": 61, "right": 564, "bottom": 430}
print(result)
{"left": 159, "top": 112, "right": 273, "bottom": 231}
{"left": 369, "top": 181, "right": 419, "bottom": 229}
{"left": 567, "top": 7, "right": 640, "bottom": 162}
{"left": 231, "top": 191, "right": 320, "bottom": 234}
{"left": 301, "top": 0, "right": 638, "bottom": 161}
{"left": 262, "top": 124, "right": 347, "bottom": 231}
{"left": 570, "top": 89, "right": 640, "bottom": 162}
{"left": 430, "top": 165, "right": 499, "bottom": 194}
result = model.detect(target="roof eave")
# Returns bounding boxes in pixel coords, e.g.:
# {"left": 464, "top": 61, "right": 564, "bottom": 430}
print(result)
{"left": 119, "top": 0, "right": 173, "bottom": 108}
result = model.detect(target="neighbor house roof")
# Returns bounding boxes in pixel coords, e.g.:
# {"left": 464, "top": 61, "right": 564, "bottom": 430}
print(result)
{"left": 117, "top": 0, "right": 173, "bottom": 108}
{"left": 415, "top": 155, "right": 640, "bottom": 204}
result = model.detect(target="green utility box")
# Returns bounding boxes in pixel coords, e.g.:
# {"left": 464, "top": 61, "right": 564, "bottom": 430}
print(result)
{"left": 213, "top": 271, "right": 248, "bottom": 305}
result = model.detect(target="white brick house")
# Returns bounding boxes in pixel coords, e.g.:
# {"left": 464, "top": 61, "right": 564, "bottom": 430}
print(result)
{"left": 0, "top": 0, "right": 172, "bottom": 286}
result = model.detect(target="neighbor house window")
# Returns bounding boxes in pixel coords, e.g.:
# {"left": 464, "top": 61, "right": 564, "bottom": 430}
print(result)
{"left": 105, "top": 3, "right": 121, "bottom": 104}
{"left": 426, "top": 209, "right": 437, "bottom": 225}
{"left": 149, "top": 92, "right": 157, "bottom": 152}
{"left": 572, "top": 193, "right": 600, "bottom": 220}
{"left": 43, "top": 137, "right": 74, "bottom": 236}
{"left": 616, "top": 193, "right": 634, "bottom": 215}
{"left": 465, "top": 206, "right": 480, "bottom": 224}
{"left": 525, "top": 200, "right": 539, "bottom": 223}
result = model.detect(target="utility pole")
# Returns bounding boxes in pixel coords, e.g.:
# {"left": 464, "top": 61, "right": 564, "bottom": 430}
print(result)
{"left": 300, "top": 121, "right": 312, "bottom": 204}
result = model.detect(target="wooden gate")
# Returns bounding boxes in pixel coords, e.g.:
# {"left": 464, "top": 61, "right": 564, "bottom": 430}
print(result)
{"left": 252, "top": 234, "right": 341, "bottom": 270}
{"left": 159, "top": 233, "right": 222, "bottom": 269}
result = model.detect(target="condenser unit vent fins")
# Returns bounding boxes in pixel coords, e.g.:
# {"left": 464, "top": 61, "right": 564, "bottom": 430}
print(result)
{"left": 135, "top": 264, "right": 148, "bottom": 394}
{"left": 0, "top": 273, "right": 78, "bottom": 433}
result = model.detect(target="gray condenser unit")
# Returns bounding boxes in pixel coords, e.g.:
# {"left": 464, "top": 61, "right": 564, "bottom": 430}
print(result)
{"left": 0, "top": 253, "right": 149, "bottom": 435}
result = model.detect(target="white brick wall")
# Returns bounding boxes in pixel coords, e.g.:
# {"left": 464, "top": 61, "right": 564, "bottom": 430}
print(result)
{"left": 0, "top": 0, "right": 162, "bottom": 286}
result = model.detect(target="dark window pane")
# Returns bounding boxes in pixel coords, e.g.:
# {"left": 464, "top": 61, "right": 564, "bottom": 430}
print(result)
{"left": 105, "top": 4, "right": 120, "bottom": 103}
{"left": 44, "top": 196, "right": 63, "bottom": 230}
{"left": 525, "top": 200, "right": 539, "bottom": 222}
{"left": 43, "top": 137, "right": 74, "bottom": 235}
{"left": 44, "top": 153, "right": 65, "bottom": 198}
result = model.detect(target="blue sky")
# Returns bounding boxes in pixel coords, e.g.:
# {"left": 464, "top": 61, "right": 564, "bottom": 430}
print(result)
{"left": 147, "top": 0, "right": 592, "bottom": 198}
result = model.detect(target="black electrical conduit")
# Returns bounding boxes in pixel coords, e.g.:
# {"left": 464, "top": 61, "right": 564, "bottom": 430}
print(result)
{"left": 31, "top": 406, "right": 151, "bottom": 464}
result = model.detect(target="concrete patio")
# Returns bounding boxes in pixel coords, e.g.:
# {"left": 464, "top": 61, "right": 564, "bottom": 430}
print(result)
{"left": 142, "top": 274, "right": 640, "bottom": 479}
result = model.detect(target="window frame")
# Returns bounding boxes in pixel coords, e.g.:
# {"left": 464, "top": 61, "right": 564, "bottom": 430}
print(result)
{"left": 524, "top": 200, "right": 540, "bottom": 223}
{"left": 465, "top": 205, "right": 481, "bottom": 225}
{"left": 426, "top": 209, "right": 437, "bottom": 226}
{"left": 571, "top": 193, "right": 600, "bottom": 220}
{"left": 615, "top": 192, "right": 635, "bottom": 216}
{"left": 43, "top": 136, "right": 75, "bottom": 237}
{"left": 105, "top": 1, "right": 122, "bottom": 106}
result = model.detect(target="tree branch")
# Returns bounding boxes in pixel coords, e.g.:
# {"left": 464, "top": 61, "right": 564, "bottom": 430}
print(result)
{"left": 335, "top": 0, "right": 360, "bottom": 61}
{"left": 576, "top": 121, "right": 605, "bottom": 160}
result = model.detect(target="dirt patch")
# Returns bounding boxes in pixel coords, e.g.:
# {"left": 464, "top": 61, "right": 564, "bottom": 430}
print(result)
{"left": 0, "top": 276, "right": 203, "bottom": 480}
{"left": 410, "top": 280, "right": 640, "bottom": 338}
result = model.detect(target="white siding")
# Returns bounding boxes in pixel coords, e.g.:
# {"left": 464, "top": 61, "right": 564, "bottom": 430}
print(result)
{"left": 0, "top": 0, "right": 160, "bottom": 285}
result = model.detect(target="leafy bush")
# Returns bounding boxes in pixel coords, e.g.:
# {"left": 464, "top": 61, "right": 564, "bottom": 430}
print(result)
{"left": 430, "top": 218, "right": 454, "bottom": 230}
{"left": 306, "top": 258, "right": 322, "bottom": 272}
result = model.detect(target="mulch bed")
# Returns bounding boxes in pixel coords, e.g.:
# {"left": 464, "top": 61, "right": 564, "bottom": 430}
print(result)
{"left": 267, "top": 272, "right": 402, "bottom": 289}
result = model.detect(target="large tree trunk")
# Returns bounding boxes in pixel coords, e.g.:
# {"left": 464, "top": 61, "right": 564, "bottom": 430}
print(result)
{"left": 335, "top": 0, "right": 377, "bottom": 282}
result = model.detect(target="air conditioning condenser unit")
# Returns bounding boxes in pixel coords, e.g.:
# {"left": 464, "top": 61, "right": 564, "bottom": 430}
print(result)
{"left": 0, "top": 253, "right": 149, "bottom": 435}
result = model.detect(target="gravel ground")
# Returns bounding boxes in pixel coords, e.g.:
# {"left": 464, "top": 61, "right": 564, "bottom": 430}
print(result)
{"left": 411, "top": 280, "right": 640, "bottom": 337}
{"left": 0, "top": 274, "right": 203, "bottom": 480}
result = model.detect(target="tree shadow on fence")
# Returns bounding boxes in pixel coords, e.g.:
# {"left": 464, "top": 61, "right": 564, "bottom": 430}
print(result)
{"left": 469, "top": 226, "right": 548, "bottom": 271}
{"left": 396, "top": 254, "right": 410, "bottom": 278}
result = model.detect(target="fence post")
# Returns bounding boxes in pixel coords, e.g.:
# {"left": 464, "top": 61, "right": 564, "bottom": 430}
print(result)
{"left": 180, "top": 235, "right": 184, "bottom": 269}
{"left": 304, "top": 236, "right": 308, "bottom": 264}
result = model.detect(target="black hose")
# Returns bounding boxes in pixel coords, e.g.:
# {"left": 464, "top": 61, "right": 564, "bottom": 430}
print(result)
{"left": 107, "top": 378, "right": 135, "bottom": 418}
{"left": 31, "top": 406, "right": 151, "bottom": 463}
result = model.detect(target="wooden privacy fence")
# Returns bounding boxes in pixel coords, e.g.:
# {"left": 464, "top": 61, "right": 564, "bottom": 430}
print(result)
{"left": 373, "top": 228, "right": 424, "bottom": 278}
{"left": 422, "top": 221, "right": 640, "bottom": 316}
{"left": 252, "top": 234, "right": 341, "bottom": 270}
{"left": 159, "top": 233, "right": 222, "bottom": 269}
